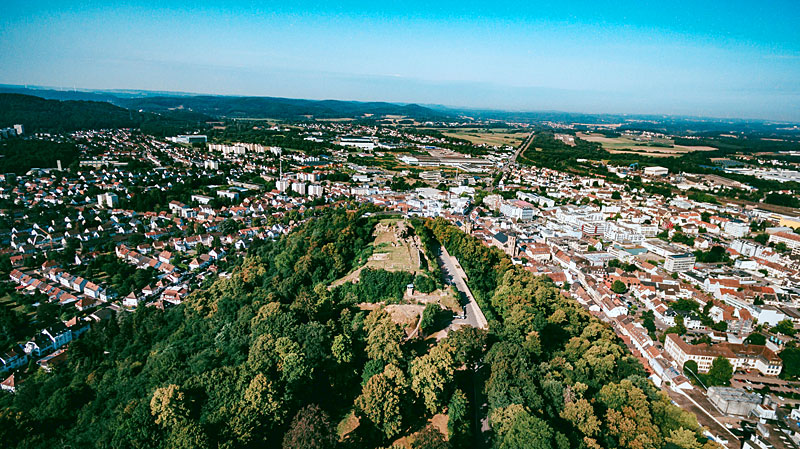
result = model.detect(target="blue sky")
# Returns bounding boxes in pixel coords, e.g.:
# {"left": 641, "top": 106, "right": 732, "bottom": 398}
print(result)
{"left": 1, "top": 1, "right": 799, "bottom": 121}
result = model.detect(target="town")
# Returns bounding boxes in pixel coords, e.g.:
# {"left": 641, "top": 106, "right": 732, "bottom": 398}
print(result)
{"left": 2, "top": 113, "right": 800, "bottom": 449}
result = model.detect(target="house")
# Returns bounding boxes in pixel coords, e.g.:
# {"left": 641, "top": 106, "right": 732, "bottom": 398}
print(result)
{"left": 75, "top": 296, "right": 98, "bottom": 311}
{"left": 0, "top": 345, "right": 28, "bottom": 373}
{"left": 42, "top": 323, "right": 73, "bottom": 350}
{"left": 123, "top": 291, "right": 141, "bottom": 308}
{"left": 37, "top": 348, "right": 68, "bottom": 373}
{"left": 1, "top": 374, "right": 18, "bottom": 393}
{"left": 158, "top": 251, "right": 173, "bottom": 264}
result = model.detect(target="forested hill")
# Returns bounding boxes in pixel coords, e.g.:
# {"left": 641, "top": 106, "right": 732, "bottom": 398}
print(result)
{"left": 0, "top": 87, "right": 450, "bottom": 121}
{"left": 117, "top": 95, "right": 449, "bottom": 120}
{"left": 0, "top": 208, "right": 719, "bottom": 449}
{"left": 0, "top": 93, "right": 209, "bottom": 135}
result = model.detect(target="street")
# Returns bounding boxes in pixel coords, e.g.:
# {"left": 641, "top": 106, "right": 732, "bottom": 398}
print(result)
{"left": 437, "top": 245, "right": 488, "bottom": 330}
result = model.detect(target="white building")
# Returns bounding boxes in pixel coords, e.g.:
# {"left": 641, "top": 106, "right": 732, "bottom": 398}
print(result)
{"left": 724, "top": 221, "right": 750, "bottom": 238}
{"left": 292, "top": 182, "right": 307, "bottom": 195}
{"left": 500, "top": 200, "right": 535, "bottom": 221}
{"left": 664, "top": 253, "right": 696, "bottom": 272}
{"left": 97, "top": 192, "right": 119, "bottom": 208}
{"left": 276, "top": 180, "right": 290, "bottom": 193}
{"left": 308, "top": 185, "right": 324, "bottom": 197}
{"left": 644, "top": 166, "right": 669, "bottom": 177}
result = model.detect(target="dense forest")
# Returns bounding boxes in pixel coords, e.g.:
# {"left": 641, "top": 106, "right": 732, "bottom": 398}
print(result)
{"left": 0, "top": 94, "right": 209, "bottom": 136}
{"left": 0, "top": 209, "right": 717, "bottom": 449}
{"left": 0, "top": 139, "right": 80, "bottom": 174}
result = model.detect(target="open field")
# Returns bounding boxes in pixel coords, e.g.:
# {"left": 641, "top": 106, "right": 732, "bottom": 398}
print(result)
{"left": 365, "top": 219, "right": 423, "bottom": 273}
{"left": 331, "top": 219, "right": 425, "bottom": 287}
{"left": 577, "top": 132, "right": 717, "bottom": 157}
{"left": 421, "top": 127, "right": 530, "bottom": 147}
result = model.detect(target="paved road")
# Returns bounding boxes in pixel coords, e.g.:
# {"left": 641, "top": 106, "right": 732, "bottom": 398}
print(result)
{"left": 437, "top": 246, "right": 488, "bottom": 330}
{"left": 494, "top": 131, "right": 533, "bottom": 187}
{"left": 512, "top": 131, "right": 534, "bottom": 165}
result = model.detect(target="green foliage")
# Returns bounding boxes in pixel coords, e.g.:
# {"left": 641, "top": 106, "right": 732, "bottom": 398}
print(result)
{"left": 670, "top": 299, "right": 699, "bottom": 313}
{"left": 282, "top": 404, "right": 338, "bottom": 449}
{"left": 355, "top": 363, "right": 409, "bottom": 439}
{"left": 744, "top": 333, "right": 766, "bottom": 345}
{"left": 410, "top": 426, "right": 450, "bottom": 449}
{"left": 0, "top": 139, "right": 79, "bottom": 174}
{"left": 419, "top": 304, "right": 452, "bottom": 336}
{"left": 665, "top": 316, "right": 688, "bottom": 336}
{"left": 0, "top": 211, "right": 714, "bottom": 449}
{"left": 753, "top": 233, "right": 769, "bottom": 245}
{"left": 349, "top": 269, "right": 414, "bottom": 304}
{"left": 780, "top": 346, "right": 800, "bottom": 380}
{"left": 608, "top": 259, "right": 636, "bottom": 272}
{"left": 447, "top": 389, "right": 469, "bottom": 439}
{"left": 693, "top": 246, "right": 729, "bottom": 264}
{"left": 410, "top": 342, "right": 457, "bottom": 414}
{"left": 414, "top": 274, "right": 437, "bottom": 294}
{"left": 771, "top": 319, "right": 797, "bottom": 336}
{"left": 671, "top": 233, "right": 695, "bottom": 247}
{"left": 0, "top": 93, "right": 207, "bottom": 135}
{"left": 430, "top": 222, "right": 709, "bottom": 449}
{"left": 611, "top": 280, "right": 628, "bottom": 294}
{"left": 683, "top": 360, "right": 699, "bottom": 379}
{"left": 706, "top": 357, "right": 733, "bottom": 386}
{"left": 765, "top": 193, "right": 800, "bottom": 208}
{"left": 0, "top": 207, "right": 378, "bottom": 448}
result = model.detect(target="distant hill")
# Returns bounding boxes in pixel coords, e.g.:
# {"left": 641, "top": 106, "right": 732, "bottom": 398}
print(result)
{"left": 117, "top": 95, "right": 450, "bottom": 120}
{"left": 0, "top": 93, "right": 210, "bottom": 135}
{"left": 0, "top": 86, "right": 451, "bottom": 121}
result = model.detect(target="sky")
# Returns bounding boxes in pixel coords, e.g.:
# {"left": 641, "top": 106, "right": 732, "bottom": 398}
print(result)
{"left": 1, "top": 1, "right": 799, "bottom": 121}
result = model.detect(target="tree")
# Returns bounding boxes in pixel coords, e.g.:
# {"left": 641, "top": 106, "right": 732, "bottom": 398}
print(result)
{"left": 410, "top": 343, "right": 457, "bottom": 414}
{"left": 364, "top": 309, "right": 404, "bottom": 364}
{"left": 611, "top": 280, "right": 627, "bottom": 294}
{"left": 744, "top": 333, "right": 766, "bottom": 345}
{"left": 331, "top": 334, "right": 353, "bottom": 364}
{"left": 355, "top": 364, "right": 408, "bottom": 439}
{"left": 150, "top": 384, "right": 189, "bottom": 428}
{"left": 411, "top": 426, "right": 449, "bottom": 449}
{"left": 771, "top": 319, "right": 797, "bottom": 336}
{"left": 780, "top": 346, "right": 800, "bottom": 380}
{"left": 448, "top": 389, "right": 469, "bottom": 438}
{"left": 707, "top": 357, "right": 733, "bottom": 386}
{"left": 282, "top": 404, "right": 338, "bottom": 449}
{"left": 754, "top": 233, "right": 769, "bottom": 245}
{"left": 445, "top": 327, "right": 487, "bottom": 367}
{"left": 560, "top": 398, "right": 600, "bottom": 437}
{"left": 665, "top": 315, "right": 687, "bottom": 336}
{"left": 420, "top": 303, "right": 441, "bottom": 335}
{"left": 683, "top": 360, "right": 699, "bottom": 380}
{"left": 611, "top": 191, "right": 621, "bottom": 200}
{"left": 494, "top": 407, "right": 554, "bottom": 449}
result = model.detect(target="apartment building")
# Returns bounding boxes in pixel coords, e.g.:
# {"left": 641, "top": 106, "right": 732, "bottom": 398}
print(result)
{"left": 665, "top": 333, "right": 782, "bottom": 376}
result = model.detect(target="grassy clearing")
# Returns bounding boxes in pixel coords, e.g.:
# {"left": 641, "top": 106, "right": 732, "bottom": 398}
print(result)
{"left": 330, "top": 219, "right": 424, "bottom": 288}
{"left": 577, "top": 132, "right": 717, "bottom": 157}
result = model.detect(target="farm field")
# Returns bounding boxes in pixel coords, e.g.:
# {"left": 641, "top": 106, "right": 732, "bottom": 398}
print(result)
{"left": 423, "top": 127, "right": 530, "bottom": 147}
{"left": 577, "top": 132, "right": 717, "bottom": 157}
